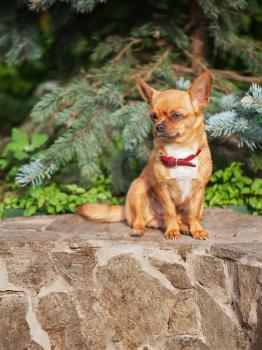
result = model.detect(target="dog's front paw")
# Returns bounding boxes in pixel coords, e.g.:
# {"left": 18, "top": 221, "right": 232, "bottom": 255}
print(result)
{"left": 165, "top": 229, "right": 181, "bottom": 240}
{"left": 191, "top": 230, "right": 208, "bottom": 240}
{"left": 130, "top": 226, "right": 145, "bottom": 237}
{"left": 179, "top": 223, "right": 190, "bottom": 234}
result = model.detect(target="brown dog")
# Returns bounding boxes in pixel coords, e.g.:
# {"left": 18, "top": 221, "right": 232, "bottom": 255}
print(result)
{"left": 77, "top": 71, "right": 212, "bottom": 240}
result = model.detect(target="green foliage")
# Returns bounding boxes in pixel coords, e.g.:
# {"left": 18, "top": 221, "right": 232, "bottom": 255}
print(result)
{"left": 198, "top": 0, "right": 262, "bottom": 74}
{"left": 0, "top": 29, "right": 42, "bottom": 66}
{"left": 205, "top": 162, "right": 262, "bottom": 215}
{"left": 2, "top": 128, "right": 47, "bottom": 161}
{"left": 206, "top": 83, "right": 262, "bottom": 149}
{"left": 29, "top": 0, "right": 106, "bottom": 13}
{"left": 15, "top": 65, "right": 153, "bottom": 187}
{"left": 0, "top": 128, "right": 122, "bottom": 218}
{"left": 0, "top": 128, "right": 48, "bottom": 191}
{"left": 248, "top": 152, "right": 262, "bottom": 173}
{"left": 15, "top": 79, "right": 262, "bottom": 188}
{"left": 1, "top": 175, "right": 122, "bottom": 218}
{"left": 0, "top": 0, "right": 261, "bottom": 215}
{"left": 0, "top": 64, "right": 38, "bottom": 133}
{"left": 1, "top": 0, "right": 261, "bottom": 74}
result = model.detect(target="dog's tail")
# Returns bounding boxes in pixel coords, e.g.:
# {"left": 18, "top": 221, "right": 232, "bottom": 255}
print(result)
{"left": 76, "top": 204, "right": 125, "bottom": 222}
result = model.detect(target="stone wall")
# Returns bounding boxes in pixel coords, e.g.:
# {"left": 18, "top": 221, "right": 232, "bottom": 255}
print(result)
{"left": 0, "top": 209, "right": 262, "bottom": 350}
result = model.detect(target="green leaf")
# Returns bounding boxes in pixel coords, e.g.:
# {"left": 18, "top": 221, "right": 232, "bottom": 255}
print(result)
{"left": 24, "top": 206, "right": 37, "bottom": 217}
{"left": 30, "top": 134, "right": 48, "bottom": 150}
{"left": 251, "top": 179, "right": 262, "bottom": 195}
{"left": 12, "top": 128, "right": 28, "bottom": 145}
{"left": 0, "top": 158, "right": 8, "bottom": 170}
{"left": 13, "top": 149, "right": 29, "bottom": 160}
{"left": 241, "top": 187, "right": 250, "bottom": 194}
{"left": 47, "top": 206, "right": 55, "bottom": 214}
{"left": 64, "top": 184, "right": 86, "bottom": 194}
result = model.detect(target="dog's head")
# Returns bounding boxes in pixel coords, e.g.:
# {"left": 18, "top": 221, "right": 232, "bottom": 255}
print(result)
{"left": 135, "top": 71, "right": 211, "bottom": 144}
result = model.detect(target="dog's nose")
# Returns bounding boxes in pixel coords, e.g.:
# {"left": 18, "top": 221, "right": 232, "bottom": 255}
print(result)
{"left": 156, "top": 122, "right": 165, "bottom": 133}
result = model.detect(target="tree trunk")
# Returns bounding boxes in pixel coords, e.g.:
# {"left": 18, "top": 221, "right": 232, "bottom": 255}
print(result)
{"left": 189, "top": 0, "right": 209, "bottom": 74}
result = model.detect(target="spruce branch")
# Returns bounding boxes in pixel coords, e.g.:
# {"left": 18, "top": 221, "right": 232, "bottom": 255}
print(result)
{"left": 173, "top": 65, "right": 262, "bottom": 84}
{"left": 241, "top": 84, "right": 262, "bottom": 113}
{"left": 111, "top": 38, "right": 142, "bottom": 65}
{"left": 197, "top": 0, "right": 219, "bottom": 20}
{"left": 142, "top": 47, "right": 172, "bottom": 81}
{"left": 206, "top": 83, "right": 262, "bottom": 150}
{"left": 15, "top": 159, "right": 56, "bottom": 187}
{"left": 226, "top": 0, "right": 247, "bottom": 9}
{"left": 248, "top": 152, "right": 262, "bottom": 172}
{"left": 29, "top": 0, "right": 106, "bottom": 12}
{"left": 206, "top": 111, "right": 249, "bottom": 137}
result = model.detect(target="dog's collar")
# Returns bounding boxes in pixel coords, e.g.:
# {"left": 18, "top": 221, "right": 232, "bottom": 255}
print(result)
{"left": 160, "top": 148, "right": 202, "bottom": 168}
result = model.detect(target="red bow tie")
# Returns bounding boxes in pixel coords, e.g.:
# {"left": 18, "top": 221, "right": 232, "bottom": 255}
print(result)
{"left": 160, "top": 148, "right": 202, "bottom": 168}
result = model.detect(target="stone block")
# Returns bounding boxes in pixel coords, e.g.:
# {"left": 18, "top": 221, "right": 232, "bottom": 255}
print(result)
{"left": 52, "top": 247, "right": 96, "bottom": 287}
{"left": 6, "top": 247, "right": 56, "bottom": 294}
{"left": 149, "top": 258, "right": 193, "bottom": 289}
{"left": 165, "top": 336, "right": 209, "bottom": 350}
{"left": 168, "top": 290, "right": 199, "bottom": 336}
{"left": 197, "top": 286, "right": 247, "bottom": 350}
{"left": 194, "top": 255, "right": 228, "bottom": 301}
{"left": 35, "top": 292, "right": 88, "bottom": 349}
{"left": 0, "top": 294, "right": 43, "bottom": 350}
{"left": 97, "top": 254, "right": 175, "bottom": 349}
{"left": 228, "top": 261, "right": 260, "bottom": 327}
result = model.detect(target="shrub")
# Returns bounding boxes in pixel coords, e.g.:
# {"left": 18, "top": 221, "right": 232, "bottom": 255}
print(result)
{"left": 205, "top": 162, "right": 262, "bottom": 215}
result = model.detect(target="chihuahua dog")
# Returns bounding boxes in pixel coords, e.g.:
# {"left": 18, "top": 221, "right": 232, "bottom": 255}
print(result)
{"left": 77, "top": 70, "right": 212, "bottom": 240}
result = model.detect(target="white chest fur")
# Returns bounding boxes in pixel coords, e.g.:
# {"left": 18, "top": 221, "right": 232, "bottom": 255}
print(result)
{"left": 165, "top": 145, "right": 199, "bottom": 201}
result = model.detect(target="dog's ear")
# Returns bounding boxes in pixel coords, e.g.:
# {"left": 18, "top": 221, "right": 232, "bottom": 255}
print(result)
{"left": 135, "top": 77, "right": 158, "bottom": 104}
{"left": 188, "top": 70, "right": 212, "bottom": 112}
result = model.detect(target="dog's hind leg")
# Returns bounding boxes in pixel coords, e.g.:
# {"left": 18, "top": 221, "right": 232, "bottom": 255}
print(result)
{"left": 125, "top": 178, "right": 154, "bottom": 237}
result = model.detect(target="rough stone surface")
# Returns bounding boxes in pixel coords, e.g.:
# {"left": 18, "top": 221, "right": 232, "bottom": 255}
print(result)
{"left": 71, "top": 290, "right": 107, "bottom": 350}
{"left": 197, "top": 286, "right": 247, "bottom": 350}
{"left": 97, "top": 254, "right": 175, "bottom": 349}
{"left": 52, "top": 248, "right": 96, "bottom": 287}
{"left": 253, "top": 296, "right": 262, "bottom": 350}
{"left": 228, "top": 262, "right": 261, "bottom": 327}
{"left": 211, "top": 243, "right": 262, "bottom": 263}
{"left": 0, "top": 208, "right": 261, "bottom": 349}
{"left": 36, "top": 292, "right": 88, "bottom": 350}
{"left": 0, "top": 294, "right": 43, "bottom": 350}
{"left": 194, "top": 255, "right": 228, "bottom": 301}
{"left": 6, "top": 247, "right": 56, "bottom": 294}
{"left": 149, "top": 258, "right": 193, "bottom": 289}
{"left": 168, "top": 290, "right": 199, "bottom": 336}
{"left": 165, "top": 336, "right": 209, "bottom": 350}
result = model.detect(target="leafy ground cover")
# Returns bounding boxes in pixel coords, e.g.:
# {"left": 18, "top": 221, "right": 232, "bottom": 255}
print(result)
{"left": 1, "top": 129, "right": 261, "bottom": 217}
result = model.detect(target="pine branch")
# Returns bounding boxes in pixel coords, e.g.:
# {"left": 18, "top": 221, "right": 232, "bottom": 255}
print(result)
{"left": 248, "top": 152, "right": 262, "bottom": 172}
{"left": 226, "top": 0, "right": 247, "bottom": 9}
{"left": 142, "top": 47, "right": 172, "bottom": 82}
{"left": 173, "top": 64, "right": 262, "bottom": 84}
{"left": 15, "top": 159, "right": 56, "bottom": 187}
{"left": 121, "top": 103, "right": 151, "bottom": 151}
{"left": 206, "top": 83, "right": 262, "bottom": 150}
{"left": 29, "top": 0, "right": 106, "bottom": 12}
{"left": 0, "top": 29, "right": 42, "bottom": 65}
{"left": 206, "top": 111, "right": 249, "bottom": 137}
{"left": 111, "top": 38, "right": 142, "bottom": 65}
{"left": 241, "top": 84, "right": 262, "bottom": 113}
{"left": 197, "top": 0, "right": 219, "bottom": 20}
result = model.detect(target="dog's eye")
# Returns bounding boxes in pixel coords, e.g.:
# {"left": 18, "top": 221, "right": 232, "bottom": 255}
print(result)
{"left": 170, "top": 113, "right": 183, "bottom": 121}
{"left": 150, "top": 113, "right": 158, "bottom": 121}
